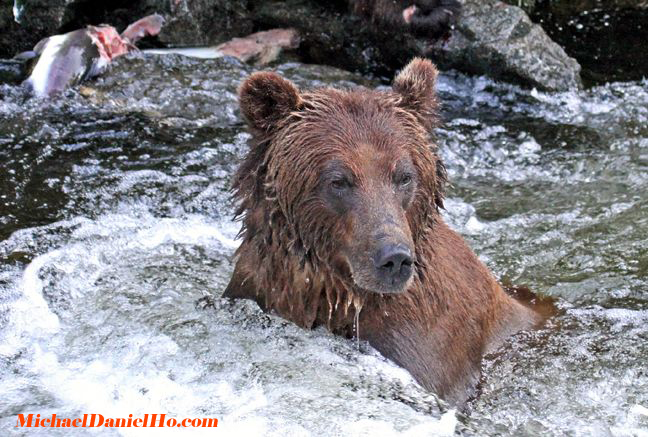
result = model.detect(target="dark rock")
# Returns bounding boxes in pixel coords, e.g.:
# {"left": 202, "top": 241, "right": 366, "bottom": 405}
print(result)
{"left": 501, "top": 0, "right": 536, "bottom": 14}
{"left": 153, "top": 0, "right": 253, "bottom": 47}
{"left": 58, "top": 1, "right": 252, "bottom": 47}
{"left": 249, "top": 0, "right": 422, "bottom": 79}
{"left": 0, "top": 0, "right": 73, "bottom": 58}
{"left": 0, "top": 59, "right": 25, "bottom": 84}
{"left": 425, "top": 0, "right": 582, "bottom": 91}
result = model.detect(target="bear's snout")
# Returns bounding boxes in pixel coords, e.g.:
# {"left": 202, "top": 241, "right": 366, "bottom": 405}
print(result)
{"left": 373, "top": 243, "right": 414, "bottom": 292}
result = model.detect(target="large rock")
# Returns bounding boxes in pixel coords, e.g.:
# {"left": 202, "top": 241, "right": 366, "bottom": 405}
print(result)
{"left": 249, "top": 0, "right": 416, "bottom": 77}
{"left": 0, "top": 0, "right": 74, "bottom": 57}
{"left": 426, "top": 0, "right": 582, "bottom": 91}
{"left": 152, "top": 0, "right": 252, "bottom": 47}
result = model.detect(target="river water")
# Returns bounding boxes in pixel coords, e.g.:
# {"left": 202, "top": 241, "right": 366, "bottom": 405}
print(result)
{"left": 0, "top": 54, "right": 646, "bottom": 436}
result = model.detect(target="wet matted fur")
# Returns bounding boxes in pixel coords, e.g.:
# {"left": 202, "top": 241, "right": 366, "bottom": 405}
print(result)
{"left": 224, "top": 58, "right": 545, "bottom": 405}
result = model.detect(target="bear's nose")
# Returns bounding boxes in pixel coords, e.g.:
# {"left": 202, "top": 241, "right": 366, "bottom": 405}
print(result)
{"left": 374, "top": 244, "right": 414, "bottom": 288}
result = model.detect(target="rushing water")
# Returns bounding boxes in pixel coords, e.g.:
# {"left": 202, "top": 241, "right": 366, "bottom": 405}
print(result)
{"left": 0, "top": 54, "right": 646, "bottom": 436}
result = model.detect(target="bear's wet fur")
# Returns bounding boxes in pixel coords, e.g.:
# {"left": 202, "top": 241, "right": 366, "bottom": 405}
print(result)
{"left": 351, "top": 0, "right": 461, "bottom": 38}
{"left": 224, "top": 58, "right": 544, "bottom": 405}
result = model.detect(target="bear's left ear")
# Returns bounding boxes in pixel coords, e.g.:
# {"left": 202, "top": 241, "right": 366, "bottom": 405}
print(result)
{"left": 392, "top": 58, "right": 439, "bottom": 131}
{"left": 239, "top": 71, "right": 302, "bottom": 133}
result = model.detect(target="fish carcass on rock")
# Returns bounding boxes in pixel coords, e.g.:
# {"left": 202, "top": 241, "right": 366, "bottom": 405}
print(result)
{"left": 22, "top": 14, "right": 165, "bottom": 97}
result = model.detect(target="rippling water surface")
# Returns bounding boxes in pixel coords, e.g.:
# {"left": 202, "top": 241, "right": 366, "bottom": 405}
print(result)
{"left": 0, "top": 54, "right": 646, "bottom": 436}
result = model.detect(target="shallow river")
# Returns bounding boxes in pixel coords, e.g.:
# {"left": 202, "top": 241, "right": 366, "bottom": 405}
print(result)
{"left": 0, "top": 54, "right": 646, "bottom": 436}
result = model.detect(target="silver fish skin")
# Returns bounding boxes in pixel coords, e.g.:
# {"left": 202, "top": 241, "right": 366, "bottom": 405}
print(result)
{"left": 23, "top": 29, "right": 107, "bottom": 97}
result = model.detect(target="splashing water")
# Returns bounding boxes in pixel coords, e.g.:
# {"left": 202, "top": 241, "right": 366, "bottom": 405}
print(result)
{"left": 0, "top": 54, "right": 646, "bottom": 435}
{"left": 12, "top": 0, "right": 24, "bottom": 23}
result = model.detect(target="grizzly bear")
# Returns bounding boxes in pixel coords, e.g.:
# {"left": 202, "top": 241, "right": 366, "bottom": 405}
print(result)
{"left": 224, "top": 58, "right": 544, "bottom": 405}
{"left": 351, "top": 0, "right": 461, "bottom": 38}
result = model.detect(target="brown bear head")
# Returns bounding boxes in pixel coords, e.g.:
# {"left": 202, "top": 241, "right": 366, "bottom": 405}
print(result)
{"left": 234, "top": 58, "right": 446, "bottom": 295}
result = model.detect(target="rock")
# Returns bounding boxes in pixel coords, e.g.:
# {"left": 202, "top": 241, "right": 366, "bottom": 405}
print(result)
{"left": 502, "top": 1, "right": 647, "bottom": 15}
{"left": 501, "top": 0, "right": 536, "bottom": 14}
{"left": 0, "top": 59, "right": 24, "bottom": 84}
{"left": 77, "top": 53, "right": 373, "bottom": 126}
{"left": 425, "top": 0, "right": 582, "bottom": 91}
{"left": 81, "top": 54, "right": 250, "bottom": 125}
{"left": 153, "top": 0, "right": 253, "bottom": 47}
{"left": 0, "top": 0, "right": 74, "bottom": 57}
{"left": 249, "top": 0, "right": 419, "bottom": 78}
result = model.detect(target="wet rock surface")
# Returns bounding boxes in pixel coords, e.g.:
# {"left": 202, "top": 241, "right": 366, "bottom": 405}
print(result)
{"left": 0, "top": 0, "right": 72, "bottom": 57}
{"left": 151, "top": 0, "right": 253, "bottom": 48}
{"left": 248, "top": 0, "right": 413, "bottom": 77}
{"left": 427, "top": 0, "right": 582, "bottom": 91}
{"left": 0, "top": 59, "right": 23, "bottom": 84}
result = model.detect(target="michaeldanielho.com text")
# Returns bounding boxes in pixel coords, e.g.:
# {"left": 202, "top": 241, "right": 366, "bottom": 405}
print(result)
{"left": 16, "top": 413, "right": 218, "bottom": 428}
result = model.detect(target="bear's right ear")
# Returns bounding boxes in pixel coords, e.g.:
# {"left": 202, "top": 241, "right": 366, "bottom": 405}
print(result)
{"left": 238, "top": 72, "right": 302, "bottom": 132}
{"left": 392, "top": 58, "right": 439, "bottom": 131}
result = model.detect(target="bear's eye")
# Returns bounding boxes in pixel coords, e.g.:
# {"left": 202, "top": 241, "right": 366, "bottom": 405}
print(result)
{"left": 330, "top": 178, "right": 353, "bottom": 191}
{"left": 395, "top": 173, "right": 413, "bottom": 188}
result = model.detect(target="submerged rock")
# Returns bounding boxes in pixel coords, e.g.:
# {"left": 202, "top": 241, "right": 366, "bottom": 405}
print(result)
{"left": 77, "top": 53, "right": 374, "bottom": 126}
{"left": 502, "top": 0, "right": 537, "bottom": 13}
{"left": 426, "top": 0, "right": 582, "bottom": 91}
